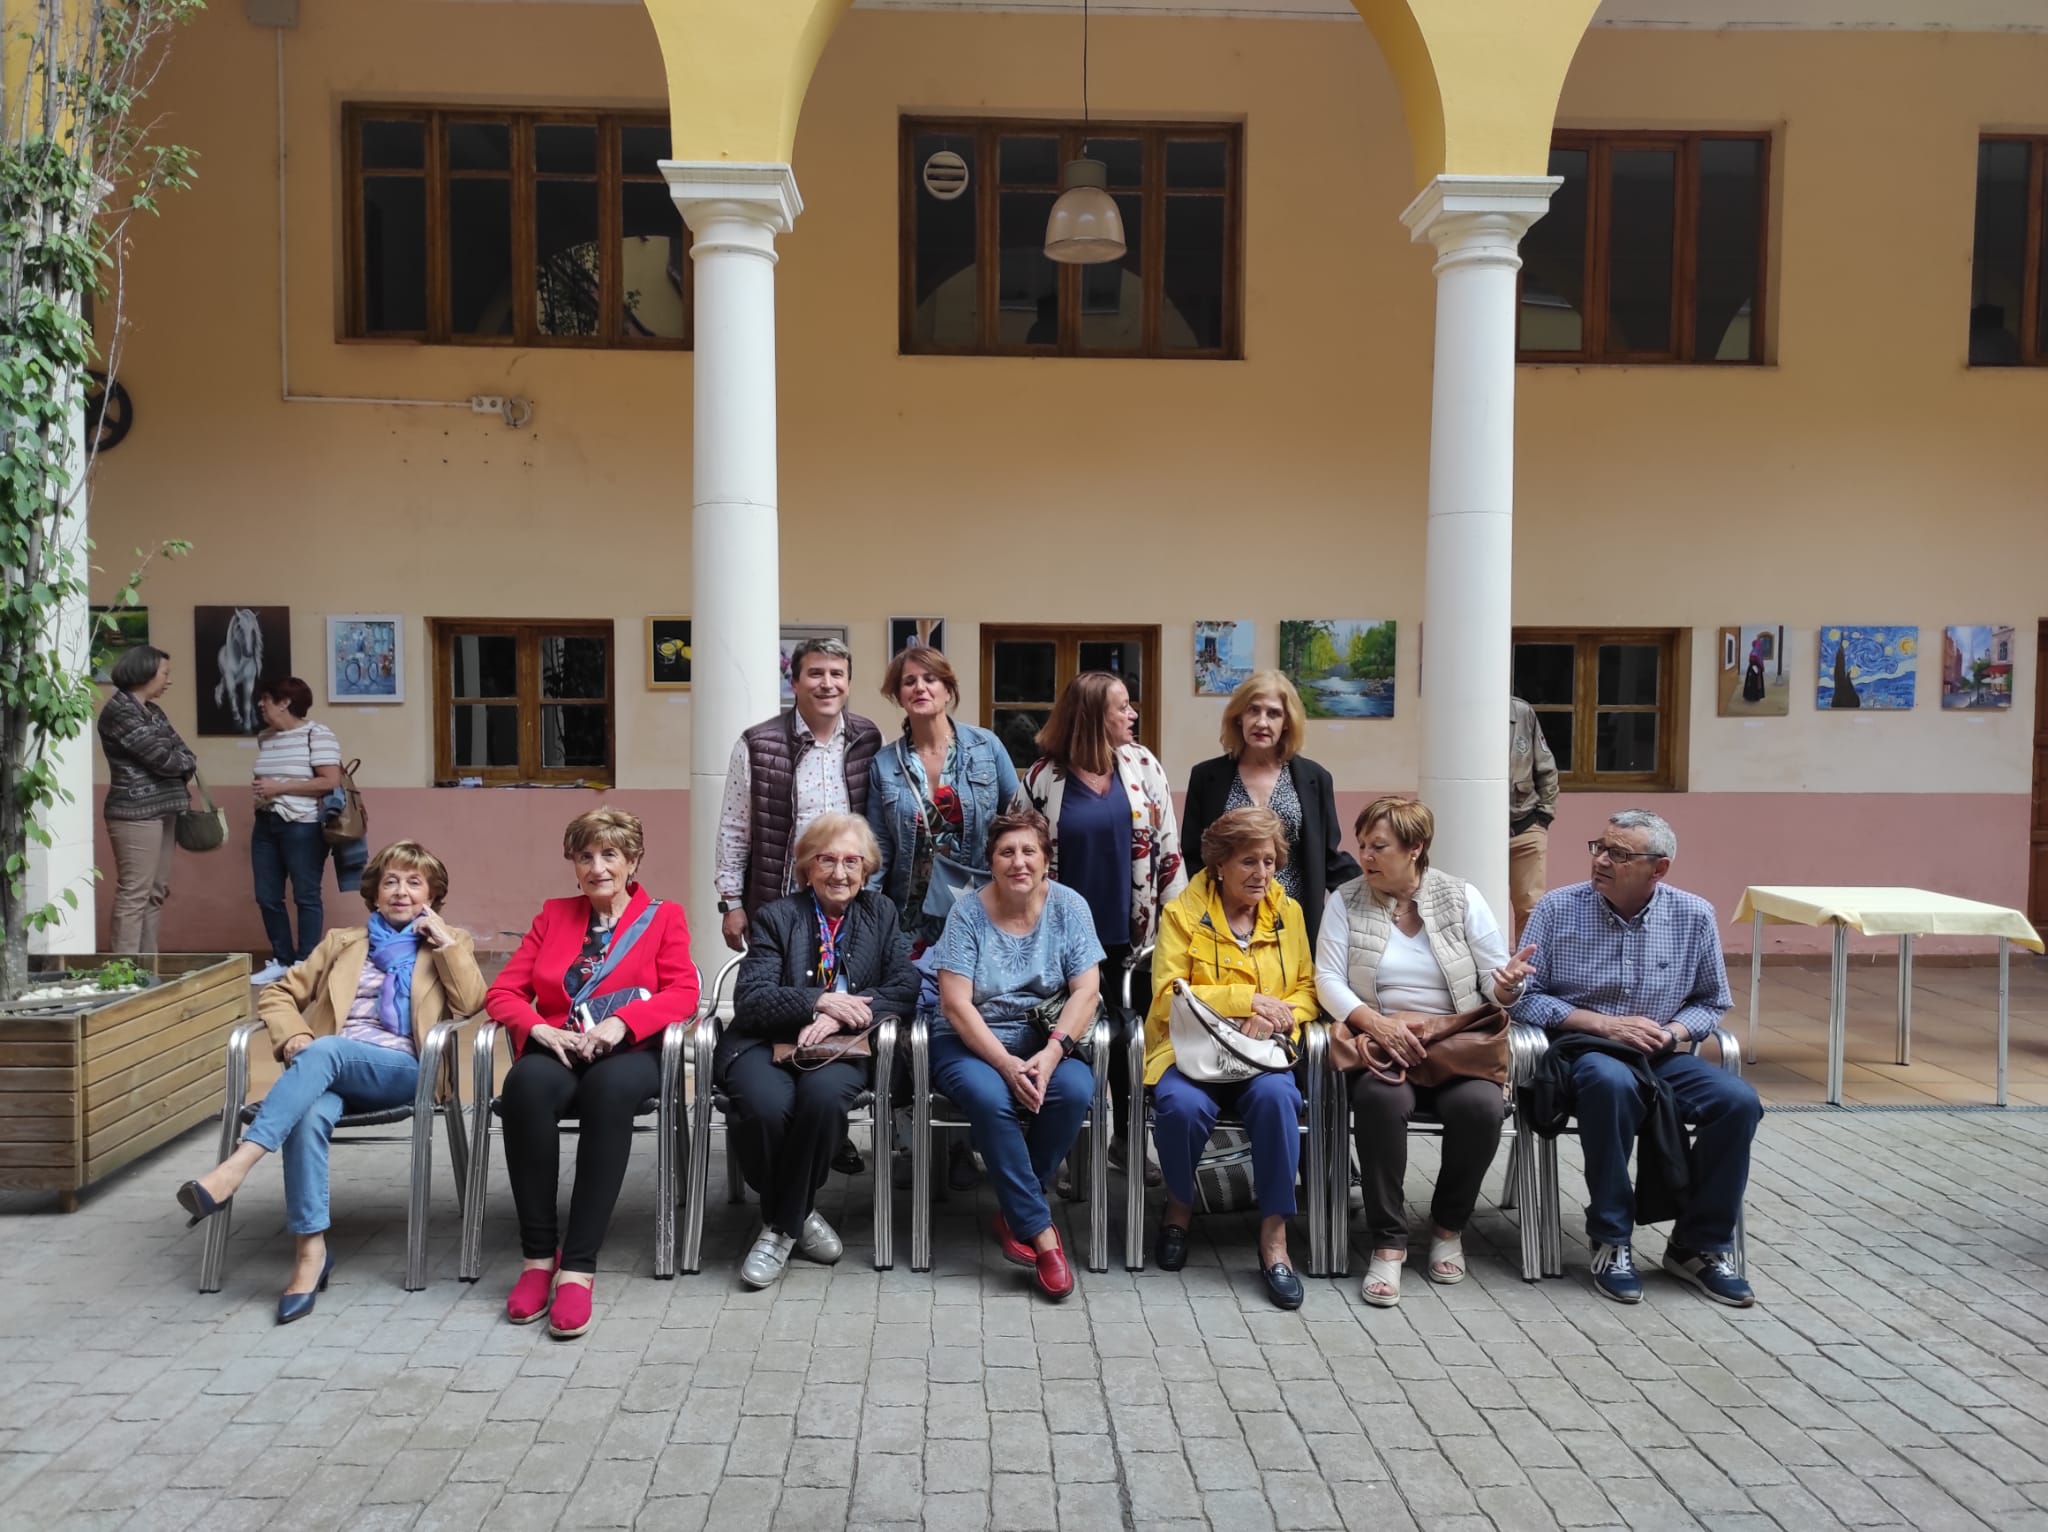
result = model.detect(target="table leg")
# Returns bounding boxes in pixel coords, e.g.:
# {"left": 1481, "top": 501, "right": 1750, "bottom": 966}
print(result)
{"left": 1998, "top": 937, "right": 2010, "bottom": 1109}
{"left": 1828, "top": 923, "right": 1848, "bottom": 1107}
{"left": 1895, "top": 934, "right": 1913, "bottom": 1067}
{"left": 1748, "top": 909, "right": 1763, "bottom": 1065}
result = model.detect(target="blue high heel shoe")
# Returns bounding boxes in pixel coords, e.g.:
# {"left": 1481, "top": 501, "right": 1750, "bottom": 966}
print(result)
{"left": 276, "top": 1251, "right": 334, "bottom": 1326}
{"left": 175, "top": 1180, "right": 225, "bottom": 1228}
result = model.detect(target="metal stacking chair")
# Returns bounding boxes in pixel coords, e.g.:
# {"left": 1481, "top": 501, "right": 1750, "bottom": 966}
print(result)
{"left": 199, "top": 1017, "right": 468, "bottom": 1293}
{"left": 681, "top": 951, "right": 900, "bottom": 1273}
{"left": 1118, "top": 945, "right": 1333, "bottom": 1275}
{"left": 457, "top": 963, "right": 699, "bottom": 1282}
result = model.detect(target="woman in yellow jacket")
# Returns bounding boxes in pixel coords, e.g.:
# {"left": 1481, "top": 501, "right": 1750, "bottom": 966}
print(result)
{"left": 1142, "top": 807, "right": 1319, "bottom": 1308}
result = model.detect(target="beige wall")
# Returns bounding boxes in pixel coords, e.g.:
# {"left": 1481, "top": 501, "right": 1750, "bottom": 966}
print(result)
{"left": 93, "top": 4, "right": 2047, "bottom": 811}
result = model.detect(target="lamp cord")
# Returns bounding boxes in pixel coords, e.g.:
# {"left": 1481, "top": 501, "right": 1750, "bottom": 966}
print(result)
{"left": 1082, "top": 0, "right": 1091, "bottom": 130}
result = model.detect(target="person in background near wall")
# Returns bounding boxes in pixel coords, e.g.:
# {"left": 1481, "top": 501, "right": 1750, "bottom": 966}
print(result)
{"left": 1019, "top": 671, "right": 1186, "bottom": 1181}
{"left": 1509, "top": 694, "right": 1560, "bottom": 941}
{"left": 98, "top": 644, "right": 196, "bottom": 954}
{"left": 716, "top": 637, "right": 883, "bottom": 1176}
{"left": 1182, "top": 670, "right": 1358, "bottom": 947}
{"left": 250, "top": 677, "right": 344, "bottom": 984}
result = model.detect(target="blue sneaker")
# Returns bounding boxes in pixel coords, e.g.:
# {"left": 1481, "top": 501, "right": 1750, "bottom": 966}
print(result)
{"left": 1590, "top": 1241, "right": 1642, "bottom": 1303}
{"left": 1663, "top": 1245, "right": 1755, "bottom": 1308}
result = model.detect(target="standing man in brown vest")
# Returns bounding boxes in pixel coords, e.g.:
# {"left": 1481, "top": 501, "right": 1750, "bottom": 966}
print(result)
{"left": 1508, "top": 695, "right": 1559, "bottom": 940}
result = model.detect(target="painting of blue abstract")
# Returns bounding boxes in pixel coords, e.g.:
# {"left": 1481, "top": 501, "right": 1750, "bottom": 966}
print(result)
{"left": 1817, "top": 625, "right": 1918, "bottom": 711}
{"left": 1194, "top": 620, "right": 1254, "bottom": 696}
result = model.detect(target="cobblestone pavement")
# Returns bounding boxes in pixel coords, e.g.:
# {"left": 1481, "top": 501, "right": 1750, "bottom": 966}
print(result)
{"left": 5, "top": 1107, "right": 2048, "bottom": 1531}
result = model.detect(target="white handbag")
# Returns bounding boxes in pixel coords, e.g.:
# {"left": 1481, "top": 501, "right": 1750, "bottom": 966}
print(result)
{"left": 1166, "top": 978, "right": 1297, "bottom": 1084}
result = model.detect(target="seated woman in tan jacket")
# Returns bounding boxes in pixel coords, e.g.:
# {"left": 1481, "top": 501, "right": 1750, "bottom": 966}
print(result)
{"left": 175, "top": 841, "right": 486, "bottom": 1323}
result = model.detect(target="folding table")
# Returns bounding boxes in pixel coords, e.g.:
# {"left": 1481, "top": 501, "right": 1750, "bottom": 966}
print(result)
{"left": 1732, "top": 886, "right": 2043, "bottom": 1106}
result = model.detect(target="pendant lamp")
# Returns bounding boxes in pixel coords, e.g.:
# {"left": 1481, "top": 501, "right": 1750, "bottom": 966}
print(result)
{"left": 1044, "top": 0, "right": 1125, "bottom": 266}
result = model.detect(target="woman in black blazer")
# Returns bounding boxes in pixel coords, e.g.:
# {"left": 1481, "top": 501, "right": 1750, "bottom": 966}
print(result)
{"left": 1183, "top": 671, "right": 1360, "bottom": 945}
{"left": 724, "top": 812, "right": 917, "bottom": 1288}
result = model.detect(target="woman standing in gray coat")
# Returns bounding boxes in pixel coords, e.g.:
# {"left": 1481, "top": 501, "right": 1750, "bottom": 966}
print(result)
{"left": 97, "top": 645, "right": 197, "bottom": 952}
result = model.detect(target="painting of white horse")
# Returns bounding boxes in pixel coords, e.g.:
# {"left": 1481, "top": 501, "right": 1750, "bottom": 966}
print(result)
{"left": 194, "top": 605, "right": 291, "bottom": 736}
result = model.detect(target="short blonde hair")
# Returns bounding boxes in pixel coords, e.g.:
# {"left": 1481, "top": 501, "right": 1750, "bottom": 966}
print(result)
{"left": 1200, "top": 806, "right": 1291, "bottom": 875}
{"left": 1354, "top": 795, "right": 1434, "bottom": 874}
{"left": 563, "top": 807, "right": 645, "bottom": 864}
{"left": 359, "top": 841, "right": 451, "bottom": 912}
{"left": 793, "top": 812, "right": 882, "bottom": 885}
{"left": 1220, "top": 670, "right": 1306, "bottom": 762}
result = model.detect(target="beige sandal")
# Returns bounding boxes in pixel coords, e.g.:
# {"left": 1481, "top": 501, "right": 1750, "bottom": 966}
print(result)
{"left": 1361, "top": 1251, "right": 1403, "bottom": 1307}
{"left": 1427, "top": 1232, "right": 1466, "bottom": 1285}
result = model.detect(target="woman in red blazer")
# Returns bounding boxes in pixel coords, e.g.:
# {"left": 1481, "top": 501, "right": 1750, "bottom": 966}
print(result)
{"left": 486, "top": 808, "right": 699, "bottom": 1338}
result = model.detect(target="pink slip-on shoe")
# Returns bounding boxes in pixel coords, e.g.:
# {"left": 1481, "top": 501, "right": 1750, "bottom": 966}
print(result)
{"left": 548, "top": 1278, "right": 594, "bottom": 1340}
{"left": 506, "top": 1252, "right": 558, "bottom": 1325}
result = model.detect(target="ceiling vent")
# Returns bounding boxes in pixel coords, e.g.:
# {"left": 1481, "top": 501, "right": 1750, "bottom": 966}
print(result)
{"left": 921, "top": 150, "right": 969, "bottom": 202}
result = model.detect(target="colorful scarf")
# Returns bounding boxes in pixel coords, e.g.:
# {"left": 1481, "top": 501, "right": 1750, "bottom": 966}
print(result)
{"left": 814, "top": 898, "right": 845, "bottom": 992}
{"left": 365, "top": 912, "right": 420, "bottom": 1038}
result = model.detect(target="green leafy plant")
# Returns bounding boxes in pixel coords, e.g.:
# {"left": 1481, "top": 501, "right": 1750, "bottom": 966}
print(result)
{"left": 1, "top": 0, "right": 202, "bottom": 1001}
{"left": 94, "top": 956, "right": 144, "bottom": 990}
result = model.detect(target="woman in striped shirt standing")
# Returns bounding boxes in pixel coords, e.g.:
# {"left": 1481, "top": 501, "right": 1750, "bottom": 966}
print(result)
{"left": 250, "top": 676, "right": 344, "bottom": 984}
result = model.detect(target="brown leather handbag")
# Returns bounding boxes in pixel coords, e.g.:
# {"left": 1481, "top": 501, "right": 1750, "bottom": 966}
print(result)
{"left": 1328, "top": 1002, "right": 1510, "bottom": 1087}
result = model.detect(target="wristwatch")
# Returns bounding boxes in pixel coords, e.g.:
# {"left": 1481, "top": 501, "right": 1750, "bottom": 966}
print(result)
{"left": 717, "top": 896, "right": 743, "bottom": 915}
{"left": 1056, "top": 1031, "right": 1082, "bottom": 1061}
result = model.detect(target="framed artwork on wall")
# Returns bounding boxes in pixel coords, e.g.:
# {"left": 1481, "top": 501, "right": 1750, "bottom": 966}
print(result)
{"left": 781, "top": 624, "right": 849, "bottom": 706}
{"left": 1818, "top": 625, "right": 1917, "bottom": 711}
{"left": 646, "top": 616, "right": 692, "bottom": 691}
{"left": 194, "top": 605, "right": 291, "bottom": 735}
{"left": 889, "top": 617, "right": 946, "bottom": 655}
{"left": 1717, "top": 624, "right": 1789, "bottom": 716}
{"left": 1278, "top": 619, "right": 1396, "bottom": 719}
{"left": 89, "top": 605, "right": 150, "bottom": 684}
{"left": 327, "top": 614, "right": 403, "bottom": 704}
{"left": 1193, "top": 620, "right": 1253, "bottom": 696}
{"left": 1941, "top": 624, "right": 2015, "bottom": 710}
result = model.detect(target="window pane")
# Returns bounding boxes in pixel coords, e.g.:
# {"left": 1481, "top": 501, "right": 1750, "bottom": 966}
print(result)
{"left": 535, "top": 180, "right": 601, "bottom": 337}
{"left": 534, "top": 123, "right": 597, "bottom": 177}
{"left": 997, "top": 191, "right": 1059, "bottom": 347}
{"left": 451, "top": 635, "right": 517, "bottom": 697}
{"left": 1972, "top": 140, "right": 2030, "bottom": 366}
{"left": 447, "top": 121, "right": 510, "bottom": 172}
{"left": 540, "top": 636, "right": 607, "bottom": 699}
{"left": 993, "top": 707, "right": 1049, "bottom": 770}
{"left": 912, "top": 132, "right": 981, "bottom": 348}
{"left": 621, "top": 124, "right": 671, "bottom": 178}
{"left": 1166, "top": 140, "right": 1225, "bottom": 189}
{"left": 1595, "top": 712, "right": 1658, "bottom": 774}
{"left": 1162, "top": 196, "right": 1226, "bottom": 350}
{"left": 1596, "top": 644, "right": 1660, "bottom": 706}
{"left": 1077, "top": 642, "right": 1143, "bottom": 704}
{"left": 449, "top": 179, "right": 513, "bottom": 336}
{"left": 360, "top": 176, "right": 427, "bottom": 333}
{"left": 542, "top": 705, "right": 609, "bottom": 769}
{"left": 1519, "top": 148, "right": 1587, "bottom": 351}
{"left": 1079, "top": 194, "right": 1144, "bottom": 351}
{"left": 361, "top": 119, "right": 424, "bottom": 170}
{"left": 1513, "top": 643, "right": 1575, "bottom": 706}
{"left": 452, "top": 704, "right": 519, "bottom": 768}
{"left": 620, "top": 181, "right": 687, "bottom": 340}
{"left": 998, "top": 135, "right": 1059, "bottom": 187}
{"left": 1607, "top": 148, "right": 1677, "bottom": 353}
{"left": 1694, "top": 139, "right": 1762, "bottom": 362}
{"left": 1083, "top": 137, "right": 1142, "bottom": 189}
{"left": 992, "top": 641, "right": 1057, "bottom": 704}
{"left": 1534, "top": 709, "right": 1573, "bottom": 774}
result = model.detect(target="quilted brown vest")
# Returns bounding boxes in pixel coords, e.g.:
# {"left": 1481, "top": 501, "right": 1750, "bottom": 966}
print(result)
{"left": 741, "top": 709, "right": 882, "bottom": 913}
{"left": 1335, "top": 867, "right": 1484, "bottom": 1012}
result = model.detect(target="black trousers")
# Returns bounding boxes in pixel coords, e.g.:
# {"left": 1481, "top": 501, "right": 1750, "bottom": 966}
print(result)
{"left": 717, "top": 1043, "right": 867, "bottom": 1236}
{"left": 1101, "top": 945, "right": 1152, "bottom": 1145}
{"left": 501, "top": 1046, "right": 663, "bottom": 1274}
{"left": 1350, "top": 1073, "right": 1505, "bottom": 1249}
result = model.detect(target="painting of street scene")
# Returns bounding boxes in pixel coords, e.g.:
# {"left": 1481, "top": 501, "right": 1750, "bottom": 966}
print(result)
{"left": 1279, "top": 619, "right": 1396, "bottom": 718}
{"left": 1193, "top": 620, "right": 1253, "bottom": 696}
{"left": 1817, "top": 624, "right": 1917, "bottom": 711}
{"left": 1941, "top": 624, "right": 2014, "bottom": 710}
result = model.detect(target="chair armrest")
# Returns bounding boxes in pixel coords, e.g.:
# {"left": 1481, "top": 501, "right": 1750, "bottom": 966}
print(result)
{"left": 706, "top": 952, "right": 746, "bottom": 1024}
{"left": 870, "top": 1015, "right": 898, "bottom": 1096}
{"left": 1508, "top": 1021, "right": 1549, "bottom": 1092}
{"left": 1123, "top": 943, "right": 1155, "bottom": 1013}
{"left": 470, "top": 1020, "right": 503, "bottom": 1109}
{"left": 1698, "top": 1025, "right": 1743, "bottom": 1076}
{"left": 220, "top": 1018, "right": 267, "bottom": 1126}
{"left": 417, "top": 1021, "right": 461, "bottom": 1115}
{"left": 1302, "top": 1018, "right": 1329, "bottom": 1076}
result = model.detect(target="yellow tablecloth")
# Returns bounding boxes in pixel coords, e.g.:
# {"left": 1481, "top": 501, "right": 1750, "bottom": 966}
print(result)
{"left": 1733, "top": 886, "right": 2044, "bottom": 953}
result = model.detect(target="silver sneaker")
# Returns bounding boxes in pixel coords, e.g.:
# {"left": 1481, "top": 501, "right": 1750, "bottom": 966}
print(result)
{"left": 795, "top": 1212, "right": 843, "bottom": 1265}
{"left": 740, "top": 1229, "right": 795, "bottom": 1288}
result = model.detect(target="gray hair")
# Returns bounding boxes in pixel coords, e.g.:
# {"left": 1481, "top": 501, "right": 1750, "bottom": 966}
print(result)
{"left": 1608, "top": 809, "right": 1676, "bottom": 861}
{"left": 109, "top": 644, "right": 169, "bottom": 691}
{"left": 788, "top": 637, "right": 853, "bottom": 677}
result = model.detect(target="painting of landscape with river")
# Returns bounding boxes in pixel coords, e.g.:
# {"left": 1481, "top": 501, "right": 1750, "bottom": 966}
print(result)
{"left": 1280, "top": 620, "right": 1397, "bottom": 718}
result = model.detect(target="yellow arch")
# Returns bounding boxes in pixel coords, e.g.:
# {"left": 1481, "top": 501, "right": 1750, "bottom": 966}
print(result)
{"left": 639, "top": 0, "right": 1601, "bottom": 188}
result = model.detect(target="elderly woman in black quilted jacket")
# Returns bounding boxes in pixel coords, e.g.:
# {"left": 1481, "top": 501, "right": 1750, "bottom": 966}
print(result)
{"left": 724, "top": 812, "right": 917, "bottom": 1289}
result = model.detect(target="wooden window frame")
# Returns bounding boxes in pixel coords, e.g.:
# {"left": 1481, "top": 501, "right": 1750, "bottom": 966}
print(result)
{"left": 1519, "top": 130, "right": 1770, "bottom": 366}
{"left": 429, "top": 618, "right": 616, "bottom": 785}
{"left": 1512, "top": 628, "right": 1681, "bottom": 792}
{"left": 978, "top": 624, "right": 1163, "bottom": 757}
{"left": 900, "top": 117, "right": 1243, "bottom": 360}
{"left": 1974, "top": 134, "right": 2048, "bottom": 366}
{"left": 343, "top": 104, "right": 688, "bottom": 350}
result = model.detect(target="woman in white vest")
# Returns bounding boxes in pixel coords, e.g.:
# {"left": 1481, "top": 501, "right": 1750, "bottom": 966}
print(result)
{"left": 1314, "top": 797, "right": 1534, "bottom": 1307}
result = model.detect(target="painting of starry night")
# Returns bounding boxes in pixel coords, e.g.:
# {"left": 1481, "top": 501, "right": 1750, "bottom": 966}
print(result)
{"left": 1817, "top": 625, "right": 1918, "bottom": 711}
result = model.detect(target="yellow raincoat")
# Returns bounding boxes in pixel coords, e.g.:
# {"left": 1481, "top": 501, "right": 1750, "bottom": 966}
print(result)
{"left": 1141, "top": 870, "right": 1319, "bottom": 1086}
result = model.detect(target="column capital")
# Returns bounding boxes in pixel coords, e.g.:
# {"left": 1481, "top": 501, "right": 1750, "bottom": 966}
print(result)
{"left": 660, "top": 161, "right": 803, "bottom": 234}
{"left": 1401, "top": 174, "right": 1560, "bottom": 273}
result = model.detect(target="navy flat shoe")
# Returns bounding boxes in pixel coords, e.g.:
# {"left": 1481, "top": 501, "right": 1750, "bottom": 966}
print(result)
{"left": 1155, "top": 1221, "right": 1190, "bottom": 1272}
{"left": 1260, "top": 1261, "right": 1305, "bottom": 1310}
{"left": 175, "top": 1180, "right": 224, "bottom": 1228}
{"left": 276, "top": 1252, "right": 334, "bottom": 1326}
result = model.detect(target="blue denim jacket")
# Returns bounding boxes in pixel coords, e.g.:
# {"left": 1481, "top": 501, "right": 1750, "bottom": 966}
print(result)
{"left": 865, "top": 721, "right": 1020, "bottom": 909}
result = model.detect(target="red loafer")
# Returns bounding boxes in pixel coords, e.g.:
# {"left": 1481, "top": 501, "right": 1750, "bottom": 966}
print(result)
{"left": 548, "top": 1278, "right": 594, "bottom": 1340}
{"left": 991, "top": 1216, "right": 1035, "bottom": 1268}
{"left": 506, "top": 1252, "right": 558, "bottom": 1325}
{"left": 1034, "top": 1235, "right": 1075, "bottom": 1302}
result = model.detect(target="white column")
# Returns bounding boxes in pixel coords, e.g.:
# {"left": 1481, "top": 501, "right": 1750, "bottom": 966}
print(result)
{"left": 1401, "top": 175, "right": 1558, "bottom": 929}
{"left": 662, "top": 163, "right": 802, "bottom": 949}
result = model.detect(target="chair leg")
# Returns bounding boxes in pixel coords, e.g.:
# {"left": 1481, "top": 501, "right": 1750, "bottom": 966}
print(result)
{"left": 459, "top": 1027, "right": 498, "bottom": 1284}
{"left": 406, "top": 1100, "right": 435, "bottom": 1293}
{"left": 1123, "top": 1024, "right": 1147, "bottom": 1272}
{"left": 1515, "top": 1118, "right": 1543, "bottom": 1282}
{"left": 655, "top": 1023, "right": 684, "bottom": 1280}
{"left": 200, "top": 1024, "right": 258, "bottom": 1294}
{"left": 1303, "top": 1027, "right": 1328, "bottom": 1279}
{"left": 911, "top": 1024, "right": 933, "bottom": 1274}
{"left": 1539, "top": 1135, "right": 1564, "bottom": 1278}
{"left": 1327, "top": 1080, "right": 1352, "bottom": 1279}
{"left": 680, "top": 1024, "right": 715, "bottom": 1275}
{"left": 872, "top": 1020, "right": 897, "bottom": 1272}
{"left": 1087, "top": 1032, "right": 1109, "bottom": 1275}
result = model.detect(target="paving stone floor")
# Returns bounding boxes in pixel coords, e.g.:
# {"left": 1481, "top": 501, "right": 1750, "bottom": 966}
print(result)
{"left": 7, "top": 1099, "right": 2048, "bottom": 1531}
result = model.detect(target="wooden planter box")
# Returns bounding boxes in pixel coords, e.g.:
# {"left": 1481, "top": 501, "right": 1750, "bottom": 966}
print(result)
{"left": 0, "top": 954, "right": 251, "bottom": 1209}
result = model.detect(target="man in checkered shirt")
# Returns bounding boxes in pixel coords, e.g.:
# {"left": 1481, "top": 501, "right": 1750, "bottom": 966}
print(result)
{"left": 1511, "top": 810, "right": 1761, "bottom": 1308}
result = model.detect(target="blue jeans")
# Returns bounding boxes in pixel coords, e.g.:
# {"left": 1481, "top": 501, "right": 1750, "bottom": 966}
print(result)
{"left": 1573, "top": 1049, "right": 1762, "bottom": 1252}
{"left": 244, "top": 1036, "right": 419, "bottom": 1234}
{"left": 1152, "top": 1065, "right": 1301, "bottom": 1221}
{"left": 927, "top": 1027, "right": 1094, "bottom": 1242}
{"left": 253, "top": 812, "right": 327, "bottom": 963}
